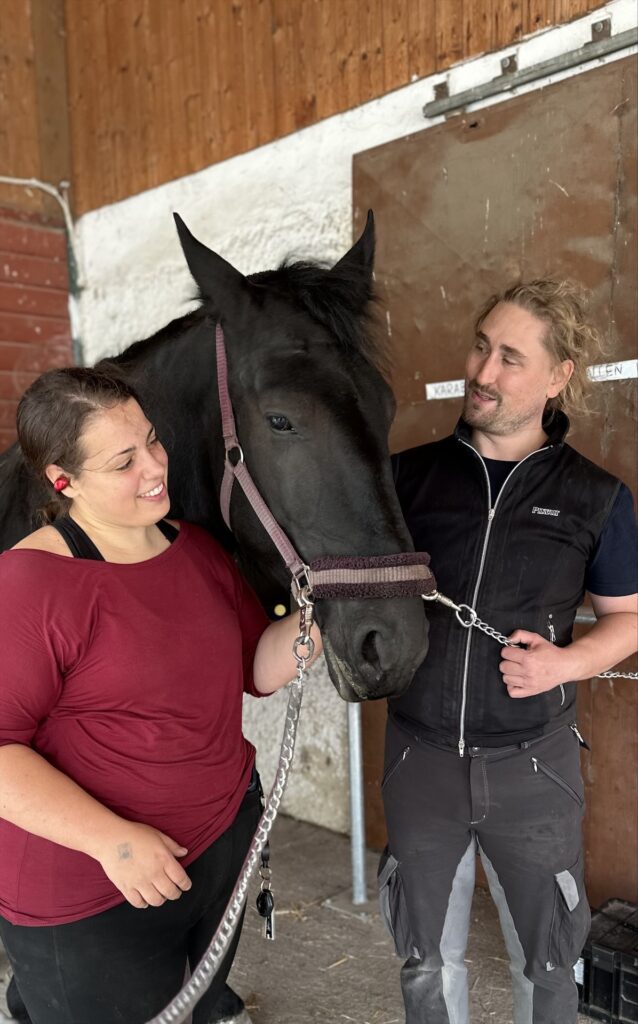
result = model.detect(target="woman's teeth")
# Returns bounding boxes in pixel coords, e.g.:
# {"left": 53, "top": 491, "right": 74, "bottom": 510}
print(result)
{"left": 139, "top": 483, "right": 164, "bottom": 498}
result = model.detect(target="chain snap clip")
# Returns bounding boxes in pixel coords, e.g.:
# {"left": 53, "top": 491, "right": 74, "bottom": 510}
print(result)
{"left": 292, "top": 578, "right": 316, "bottom": 672}
{"left": 422, "top": 589, "right": 476, "bottom": 628}
{"left": 422, "top": 589, "right": 517, "bottom": 647}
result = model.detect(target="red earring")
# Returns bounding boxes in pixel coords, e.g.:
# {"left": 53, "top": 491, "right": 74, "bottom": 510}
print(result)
{"left": 53, "top": 477, "right": 70, "bottom": 492}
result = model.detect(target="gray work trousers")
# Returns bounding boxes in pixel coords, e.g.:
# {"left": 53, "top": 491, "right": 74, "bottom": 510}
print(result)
{"left": 379, "top": 716, "right": 590, "bottom": 1024}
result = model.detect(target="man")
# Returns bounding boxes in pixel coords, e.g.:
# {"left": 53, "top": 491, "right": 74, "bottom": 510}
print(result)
{"left": 380, "top": 280, "right": 638, "bottom": 1024}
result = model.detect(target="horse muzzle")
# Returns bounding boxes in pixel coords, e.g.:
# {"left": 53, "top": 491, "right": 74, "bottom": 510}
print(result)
{"left": 317, "top": 596, "right": 430, "bottom": 702}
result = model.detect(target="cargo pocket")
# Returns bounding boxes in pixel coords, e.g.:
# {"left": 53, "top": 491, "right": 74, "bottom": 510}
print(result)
{"left": 547, "top": 849, "right": 591, "bottom": 970}
{"left": 378, "top": 846, "right": 416, "bottom": 959}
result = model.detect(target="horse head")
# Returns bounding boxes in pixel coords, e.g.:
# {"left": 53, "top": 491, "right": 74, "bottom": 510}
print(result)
{"left": 174, "top": 212, "right": 429, "bottom": 702}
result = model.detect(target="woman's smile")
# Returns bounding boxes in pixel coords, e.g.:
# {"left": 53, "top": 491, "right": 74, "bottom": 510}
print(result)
{"left": 137, "top": 481, "right": 167, "bottom": 501}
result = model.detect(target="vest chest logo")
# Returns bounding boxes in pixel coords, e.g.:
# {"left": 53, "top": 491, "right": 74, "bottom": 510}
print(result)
{"left": 532, "top": 506, "right": 561, "bottom": 517}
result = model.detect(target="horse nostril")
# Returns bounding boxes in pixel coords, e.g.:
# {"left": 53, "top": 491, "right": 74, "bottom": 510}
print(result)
{"left": 360, "top": 629, "right": 382, "bottom": 671}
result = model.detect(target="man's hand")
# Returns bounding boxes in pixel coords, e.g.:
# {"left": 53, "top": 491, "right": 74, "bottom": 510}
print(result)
{"left": 500, "top": 630, "right": 573, "bottom": 698}
{"left": 96, "top": 821, "right": 192, "bottom": 909}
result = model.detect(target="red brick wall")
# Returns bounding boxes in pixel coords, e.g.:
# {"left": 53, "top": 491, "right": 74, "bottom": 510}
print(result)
{"left": 0, "top": 209, "right": 73, "bottom": 453}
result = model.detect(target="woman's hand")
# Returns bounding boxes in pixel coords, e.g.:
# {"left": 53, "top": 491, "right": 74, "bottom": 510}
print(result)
{"left": 0, "top": 745, "right": 192, "bottom": 909}
{"left": 96, "top": 821, "right": 192, "bottom": 909}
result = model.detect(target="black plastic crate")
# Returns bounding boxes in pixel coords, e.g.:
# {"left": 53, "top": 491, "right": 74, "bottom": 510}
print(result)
{"left": 576, "top": 898, "right": 638, "bottom": 1023}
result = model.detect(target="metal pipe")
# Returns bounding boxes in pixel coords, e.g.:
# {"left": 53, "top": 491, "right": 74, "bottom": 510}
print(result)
{"left": 0, "top": 174, "right": 84, "bottom": 363}
{"left": 575, "top": 607, "right": 596, "bottom": 625}
{"left": 422, "top": 26, "right": 638, "bottom": 119}
{"left": 347, "top": 702, "right": 368, "bottom": 905}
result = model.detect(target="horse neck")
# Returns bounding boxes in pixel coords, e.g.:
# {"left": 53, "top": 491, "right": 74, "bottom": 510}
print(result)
{"left": 122, "top": 315, "right": 229, "bottom": 539}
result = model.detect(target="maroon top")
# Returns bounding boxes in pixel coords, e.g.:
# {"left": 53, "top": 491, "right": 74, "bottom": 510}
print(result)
{"left": 0, "top": 522, "right": 269, "bottom": 926}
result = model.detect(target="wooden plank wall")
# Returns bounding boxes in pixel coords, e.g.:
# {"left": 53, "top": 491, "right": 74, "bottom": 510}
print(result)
{"left": 0, "top": 1, "right": 42, "bottom": 216}
{"left": 53, "top": 0, "right": 606, "bottom": 214}
{"left": 0, "top": 0, "right": 70, "bottom": 223}
{"left": 62, "top": 0, "right": 606, "bottom": 214}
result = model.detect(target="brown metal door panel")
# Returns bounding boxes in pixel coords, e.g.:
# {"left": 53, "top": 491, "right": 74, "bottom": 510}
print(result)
{"left": 354, "top": 56, "right": 637, "bottom": 903}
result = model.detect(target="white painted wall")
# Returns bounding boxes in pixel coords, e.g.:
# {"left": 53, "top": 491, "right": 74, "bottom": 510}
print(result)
{"left": 72, "top": 0, "right": 637, "bottom": 834}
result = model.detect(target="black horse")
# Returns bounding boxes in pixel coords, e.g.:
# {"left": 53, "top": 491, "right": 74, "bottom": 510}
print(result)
{"left": 0, "top": 212, "right": 428, "bottom": 701}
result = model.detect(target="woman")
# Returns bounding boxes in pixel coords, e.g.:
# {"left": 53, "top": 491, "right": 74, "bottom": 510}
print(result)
{"left": 0, "top": 367, "right": 321, "bottom": 1024}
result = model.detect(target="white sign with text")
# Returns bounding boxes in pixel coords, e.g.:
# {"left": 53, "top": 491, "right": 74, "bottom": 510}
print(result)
{"left": 425, "top": 360, "right": 637, "bottom": 400}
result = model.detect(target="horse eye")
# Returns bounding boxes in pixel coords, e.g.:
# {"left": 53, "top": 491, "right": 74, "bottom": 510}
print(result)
{"left": 267, "top": 414, "right": 294, "bottom": 432}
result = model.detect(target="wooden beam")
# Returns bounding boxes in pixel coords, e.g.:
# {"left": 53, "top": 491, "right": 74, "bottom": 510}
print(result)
{"left": 30, "top": 0, "right": 71, "bottom": 222}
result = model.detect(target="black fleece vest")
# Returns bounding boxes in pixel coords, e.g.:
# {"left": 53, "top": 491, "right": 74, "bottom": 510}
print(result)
{"left": 390, "top": 412, "right": 620, "bottom": 751}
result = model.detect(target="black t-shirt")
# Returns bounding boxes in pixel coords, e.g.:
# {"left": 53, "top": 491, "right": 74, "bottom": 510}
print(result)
{"left": 483, "top": 456, "right": 637, "bottom": 598}
{"left": 483, "top": 457, "right": 518, "bottom": 504}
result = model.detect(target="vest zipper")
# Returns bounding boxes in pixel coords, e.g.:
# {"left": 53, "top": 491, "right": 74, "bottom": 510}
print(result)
{"left": 456, "top": 440, "right": 550, "bottom": 758}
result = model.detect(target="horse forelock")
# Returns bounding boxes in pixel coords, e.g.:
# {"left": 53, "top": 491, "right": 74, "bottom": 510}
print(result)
{"left": 246, "top": 260, "right": 391, "bottom": 379}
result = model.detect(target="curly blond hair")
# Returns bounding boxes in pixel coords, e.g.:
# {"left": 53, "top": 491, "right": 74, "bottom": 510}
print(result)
{"left": 475, "top": 279, "right": 607, "bottom": 418}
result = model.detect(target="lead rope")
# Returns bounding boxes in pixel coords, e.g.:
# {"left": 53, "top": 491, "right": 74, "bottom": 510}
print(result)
{"left": 145, "top": 589, "right": 315, "bottom": 1024}
{"left": 422, "top": 590, "right": 638, "bottom": 679}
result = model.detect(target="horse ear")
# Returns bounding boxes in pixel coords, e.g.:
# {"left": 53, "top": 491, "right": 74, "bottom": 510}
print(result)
{"left": 332, "top": 209, "right": 375, "bottom": 278}
{"left": 173, "top": 213, "right": 246, "bottom": 304}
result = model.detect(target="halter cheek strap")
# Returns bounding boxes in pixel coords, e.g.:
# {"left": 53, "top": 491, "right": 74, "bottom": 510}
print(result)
{"left": 215, "top": 323, "right": 437, "bottom": 600}
{"left": 216, "top": 324, "right": 307, "bottom": 580}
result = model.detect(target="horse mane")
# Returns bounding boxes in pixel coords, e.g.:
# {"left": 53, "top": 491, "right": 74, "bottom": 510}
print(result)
{"left": 102, "top": 259, "right": 390, "bottom": 378}
{"left": 102, "top": 309, "right": 207, "bottom": 368}
{"left": 247, "top": 259, "right": 390, "bottom": 376}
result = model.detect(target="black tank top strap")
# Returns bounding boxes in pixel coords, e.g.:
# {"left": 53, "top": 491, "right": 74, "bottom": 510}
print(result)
{"left": 52, "top": 516, "right": 178, "bottom": 560}
{"left": 51, "top": 516, "right": 105, "bottom": 561}
{"left": 157, "top": 519, "right": 179, "bottom": 543}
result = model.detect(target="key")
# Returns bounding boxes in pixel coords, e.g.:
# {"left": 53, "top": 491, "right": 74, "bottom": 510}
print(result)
{"left": 256, "top": 887, "right": 276, "bottom": 940}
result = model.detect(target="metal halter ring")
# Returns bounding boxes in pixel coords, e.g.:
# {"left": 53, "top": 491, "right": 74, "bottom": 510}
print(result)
{"left": 293, "top": 633, "right": 315, "bottom": 664}
{"left": 455, "top": 604, "right": 477, "bottom": 629}
{"left": 225, "top": 443, "right": 244, "bottom": 467}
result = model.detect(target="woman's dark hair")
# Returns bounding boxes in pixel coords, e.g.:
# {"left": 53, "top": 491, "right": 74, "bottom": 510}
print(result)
{"left": 17, "top": 366, "right": 142, "bottom": 523}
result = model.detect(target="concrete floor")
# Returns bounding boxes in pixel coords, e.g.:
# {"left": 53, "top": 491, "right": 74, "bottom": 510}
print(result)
{"left": 0, "top": 816, "right": 593, "bottom": 1023}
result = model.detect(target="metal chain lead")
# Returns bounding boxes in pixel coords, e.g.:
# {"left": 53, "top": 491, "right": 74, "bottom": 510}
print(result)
{"left": 422, "top": 590, "right": 637, "bottom": 680}
{"left": 597, "top": 670, "right": 638, "bottom": 679}
{"left": 422, "top": 590, "right": 516, "bottom": 647}
{"left": 145, "top": 596, "right": 314, "bottom": 1024}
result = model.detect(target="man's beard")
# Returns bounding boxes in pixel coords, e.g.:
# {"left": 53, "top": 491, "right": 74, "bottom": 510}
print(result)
{"left": 462, "top": 381, "right": 540, "bottom": 436}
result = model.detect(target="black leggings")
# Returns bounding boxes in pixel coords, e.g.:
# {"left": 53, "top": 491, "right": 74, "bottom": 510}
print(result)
{"left": 0, "top": 785, "right": 261, "bottom": 1024}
